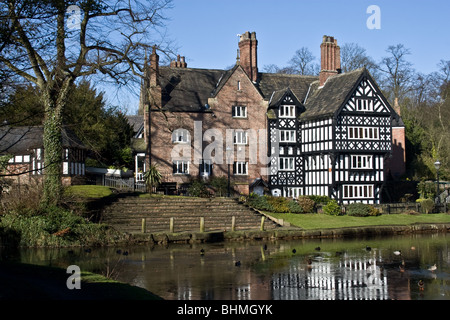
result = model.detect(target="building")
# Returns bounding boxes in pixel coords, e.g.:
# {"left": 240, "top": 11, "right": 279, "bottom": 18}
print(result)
{"left": 130, "top": 32, "right": 405, "bottom": 204}
{"left": 0, "top": 125, "right": 87, "bottom": 186}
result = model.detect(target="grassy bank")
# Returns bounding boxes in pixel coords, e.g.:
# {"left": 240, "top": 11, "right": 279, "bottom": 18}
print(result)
{"left": 268, "top": 212, "right": 450, "bottom": 230}
{"left": 0, "top": 262, "right": 161, "bottom": 300}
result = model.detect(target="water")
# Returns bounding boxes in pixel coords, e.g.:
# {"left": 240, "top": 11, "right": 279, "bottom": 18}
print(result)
{"left": 9, "top": 233, "right": 450, "bottom": 300}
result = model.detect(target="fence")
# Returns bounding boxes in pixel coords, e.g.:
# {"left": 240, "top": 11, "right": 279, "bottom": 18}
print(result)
{"left": 375, "top": 202, "right": 447, "bottom": 214}
{"left": 104, "top": 176, "right": 146, "bottom": 192}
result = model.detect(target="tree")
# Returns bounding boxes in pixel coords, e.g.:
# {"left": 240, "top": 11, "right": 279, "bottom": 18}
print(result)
{"left": 377, "top": 44, "right": 416, "bottom": 104}
{"left": 0, "top": 0, "right": 173, "bottom": 206}
{"left": 287, "top": 47, "right": 319, "bottom": 76}
{"left": 340, "top": 43, "right": 378, "bottom": 77}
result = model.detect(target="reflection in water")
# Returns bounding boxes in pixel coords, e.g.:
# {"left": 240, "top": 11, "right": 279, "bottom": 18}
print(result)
{"left": 10, "top": 233, "right": 450, "bottom": 300}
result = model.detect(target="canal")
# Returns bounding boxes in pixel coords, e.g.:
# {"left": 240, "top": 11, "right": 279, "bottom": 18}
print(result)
{"left": 12, "top": 233, "right": 450, "bottom": 300}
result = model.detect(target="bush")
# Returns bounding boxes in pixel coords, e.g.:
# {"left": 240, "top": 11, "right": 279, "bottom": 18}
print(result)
{"left": 0, "top": 207, "right": 121, "bottom": 247}
{"left": 420, "top": 198, "right": 434, "bottom": 214}
{"left": 323, "top": 200, "right": 342, "bottom": 216}
{"left": 297, "top": 196, "right": 316, "bottom": 213}
{"left": 187, "top": 179, "right": 209, "bottom": 197}
{"left": 246, "top": 194, "right": 274, "bottom": 212}
{"left": 287, "top": 200, "right": 304, "bottom": 213}
{"left": 209, "top": 176, "right": 229, "bottom": 197}
{"left": 308, "top": 195, "right": 332, "bottom": 205}
{"left": 267, "top": 196, "right": 290, "bottom": 213}
{"left": 346, "top": 202, "right": 380, "bottom": 217}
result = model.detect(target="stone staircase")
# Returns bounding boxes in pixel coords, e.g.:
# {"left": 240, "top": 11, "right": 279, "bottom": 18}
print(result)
{"left": 99, "top": 195, "right": 280, "bottom": 234}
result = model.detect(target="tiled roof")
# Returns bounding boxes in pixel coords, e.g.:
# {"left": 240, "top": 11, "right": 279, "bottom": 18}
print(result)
{"left": 302, "top": 68, "right": 366, "bottom": 119}
{"left": 0, "top": 126, "right": 86, "bottom": 155}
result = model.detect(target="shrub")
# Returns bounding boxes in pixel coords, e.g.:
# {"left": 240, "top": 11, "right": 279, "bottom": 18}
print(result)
{"left": 267, "top": 196, "right": 290, "bottom": 213}
{"left": 308, "top": 195, "right": 332, "bottom": 205}
{"left": 323, "top": 200, "right": 342, "bottom": 216}
{"left": 420, "top": 198, "right": 434, "bottom": 214}
{"left": 209, "top": 176, "right": 229, "bottom": 197}
{"left": 246, "top": 194, "right": 274, "bottom": 212}
{"left": 288, "top": 200, "right": 304, "bottom": 213}
{"left": 297, "top": 196, "right": 316, "bottom": 213}
{"left": 187, "top": 179, "right": 209, "bottom": 197}
{"left": 346, "top": 202, "right": 380, "bottom": 217}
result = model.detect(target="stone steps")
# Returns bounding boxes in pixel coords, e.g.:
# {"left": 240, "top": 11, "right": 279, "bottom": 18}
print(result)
{"left": 100, "top": 195, "right": 279, "bottom": 233}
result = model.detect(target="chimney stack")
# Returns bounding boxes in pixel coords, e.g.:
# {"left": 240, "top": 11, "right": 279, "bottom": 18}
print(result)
{"left": 319, "top": 35, "right": 341, "bottom": 87}
{"left": 170, "top": 54, "right": 187, "bottom": 68}
{"left": 238, "top": 31, "right": 258, "bottom": 82}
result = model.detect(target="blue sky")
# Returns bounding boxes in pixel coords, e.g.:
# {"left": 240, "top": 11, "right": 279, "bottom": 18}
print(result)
{"left": 113, "top": 0, "right": 450, "bottom": 114}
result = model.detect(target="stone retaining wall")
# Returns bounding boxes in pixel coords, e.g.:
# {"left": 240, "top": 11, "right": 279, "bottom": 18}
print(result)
{"left": 127, "top": 223, "right": 450, "bottom": 245}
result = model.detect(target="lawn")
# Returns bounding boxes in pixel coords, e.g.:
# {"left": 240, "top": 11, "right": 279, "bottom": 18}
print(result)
{"left": 268, "top": 212, "right": 450, "bottom": 230}
{"left": 65, "top": 185, "right": 114, "bottom": 198}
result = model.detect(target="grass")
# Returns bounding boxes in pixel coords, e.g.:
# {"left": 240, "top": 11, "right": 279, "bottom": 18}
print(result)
{"left": 65, "top": 185, "right": 113, "bottom": 198}
{"left": 0, "top": 261, "right": 162, "bottom": 300}
{"left": 267, "top": 212, "right": 450, "bottom": 230}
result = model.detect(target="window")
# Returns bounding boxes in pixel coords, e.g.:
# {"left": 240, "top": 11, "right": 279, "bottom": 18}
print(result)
{"left": 233, "top": 161, "right": 248, "bottom": 175}
{"left": 200, "top": 160, "right": 212, "bottom": 176}
{"left": 279, "top": 105, "right": 295, "bottom": 118}
{"left": 356, "top": 99, "right": 373, "bottom": 112}
{"left": 348, "top": 127, "right": 379, "bottom": 140}
{"left": 280, "top": 130, "right": 296, "bottom": 142}
{"left": 173, "top": 160, "right": 189, "bottom": 174}
{"left": 279, "top": 157, "right": 295, "bottom": 171}
{"left": 343, "top": 185, "right": 374, "bottom": 199}
{"left": 237, "top": 81, "right": 241, "bottom": 91}
{"left": 351, "top": 155, "right": 373, "bottom": 169}
{"left": 172, "top": 129, "right": 190, "bottom": 143}
{"left": 234, "top": 130, "right": 248, "bottom": 145}
{"left": 232, "top": 106, "right": 247, "bottom": 118}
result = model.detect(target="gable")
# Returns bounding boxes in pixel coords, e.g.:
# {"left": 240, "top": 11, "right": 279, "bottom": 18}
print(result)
{"left": 340, "top": 76, "right": 391, "bottom": 114}
{"left": 212, "top": 64, "right": 264, "bottom": 101}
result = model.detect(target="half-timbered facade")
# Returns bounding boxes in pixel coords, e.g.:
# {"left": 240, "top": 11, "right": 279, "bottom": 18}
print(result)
{"left": 0, "top": 126, "right": 87, "bottom": 186}
{"left": 131, "top": 32, "right": 405, "bottom": 204}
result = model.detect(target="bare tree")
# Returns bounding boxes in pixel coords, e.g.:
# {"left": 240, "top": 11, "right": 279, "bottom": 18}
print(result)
{"left": 287, "top": 47, "right": 319, "bottom": 76}
{"left": 377, "top": 44, "right": 416, "bottom": 104}
{"left": 0, "top": 0, "right": 173, "bottom": 206}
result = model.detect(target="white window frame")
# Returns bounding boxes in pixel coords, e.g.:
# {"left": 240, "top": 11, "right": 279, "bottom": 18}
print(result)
{"left": 233, "top": 130, "right": 248, "bottom": 145}
{"left": 234, "top": 161, "right": 248, "bottom": 175}
{"left": 348, "top": 126, "right": 379, "bottom": 140}
{"left": 279, "top": 105, "right": 295, "bottom": 118}
{"left": 173, "top": 160, "right": 189, "bottom": 174}
{"left": 343, "top": 184, "right": 374, "bottom": 199}
{"left": 356, "top": 99, "right": 373, "bottom": 112}
{"left": 232, "top": 105, "right": 247, "bottom": 118}
{"left": 279, "top": 157, "right": 295, "bottom": 171}
{"left": 200, "top": 159, "right": 212, "bottom": 176}
{"left": 351, "top": 155, "right": 373, "bottom": 169}
{"left": 280, "top": 130, "right": 296, "bottom": 143}
{"left": 172, "top": 129, "right": 190, "bottom": 143}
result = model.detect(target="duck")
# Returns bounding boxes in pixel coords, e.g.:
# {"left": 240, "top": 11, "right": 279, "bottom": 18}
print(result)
{"left": 116, "top": 249, "right": 122, "bottom": 254}
{"left": 235, "top": 261, "right": 241, "bottom": 267}
{"left": 428, "top": 264, "right": 437, "bottom": 272}
{"left": 418, "top": 280, "right": 424, "bottom": 291}
{"left": 393, "top": 250, "right": 402, "bottom": 256}
{"left": 292, "top": 249, "right": 296, "bottom": 254}
{"left": 365, "top": 246, "right": 371, "bottom": 251}
{"left": 122, "top": 251, "right": 129, "bottom": 256}
{"left": 200, "top": 248, "right": 205, "bottom": 256}
{"left": 315, "top": 247, "right": 321, "bottom": 251}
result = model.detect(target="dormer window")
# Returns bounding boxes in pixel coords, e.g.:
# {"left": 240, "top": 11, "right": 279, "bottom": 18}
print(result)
{"left": 279, "top": 105, "right": 295, "bottom": 118}
{"left": 232, "top": 105, "right": 247, "bottom": 118}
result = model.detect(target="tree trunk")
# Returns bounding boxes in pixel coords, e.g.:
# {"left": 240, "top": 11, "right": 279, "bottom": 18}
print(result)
{"left": 41, "top": 83, "right": 70, "bottom": 207}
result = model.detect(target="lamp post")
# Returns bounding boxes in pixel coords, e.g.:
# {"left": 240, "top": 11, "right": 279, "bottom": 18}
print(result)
{"left": 434, "top": 160, "right": 441, "bottom": 204}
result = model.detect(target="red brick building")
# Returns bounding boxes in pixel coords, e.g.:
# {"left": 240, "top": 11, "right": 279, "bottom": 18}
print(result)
{"left": 130, "top": 32, "right": 405, "bottom": 203}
